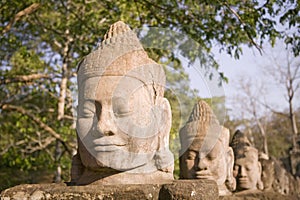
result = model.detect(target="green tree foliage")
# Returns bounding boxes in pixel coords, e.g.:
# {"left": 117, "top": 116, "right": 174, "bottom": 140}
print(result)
{"left": 0, "top": 46, "right": 74, "bottom": 189}
{"left": 265, "top": 113, "right": 294, "bottom": 158}
{"left": 163, "top": 59, "right": 200, "bottom": 179}
{"left": 0, "top": 0, "right": 298, "bottom": 189}
{"left": 271, "top": 0, "right": 300, "bottom": 56}
{"left": 225, "top": 108, "right": 300, "bottom": 159}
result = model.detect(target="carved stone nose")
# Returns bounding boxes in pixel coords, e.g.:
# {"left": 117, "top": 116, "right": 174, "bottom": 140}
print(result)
{"left": 96, "top": 109, "right": 118, "bottom": 135}
{"left": 240, "top": 167, "right": 247, "bottom": 177}
{"left": 197, "top": 159, "right": 208, "bottom": 170}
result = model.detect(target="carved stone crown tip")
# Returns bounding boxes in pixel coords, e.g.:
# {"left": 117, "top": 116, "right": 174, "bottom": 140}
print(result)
{"left": 103, "top": 21, "right": 131, "bottom": 41}
{"left": 188, "top": 100, "right": 217, "bottom": 123}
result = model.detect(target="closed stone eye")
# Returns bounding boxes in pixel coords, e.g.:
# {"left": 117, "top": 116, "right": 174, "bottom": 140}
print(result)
{"left": 112, "top": 97, "right": 132, "bottom": 117}
{"left": 80, "top": 100, "right": 96, "bottom": 118}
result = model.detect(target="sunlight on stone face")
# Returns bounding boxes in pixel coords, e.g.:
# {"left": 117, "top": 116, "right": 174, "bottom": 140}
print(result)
{"left": 233, "top": 157, "right": 261, "bottom": 191}
{"left": 77, "top": 75, "right": 161, "bottom": 171}
{"left": 181, "top": 140, "right": 227, "bottom": 185}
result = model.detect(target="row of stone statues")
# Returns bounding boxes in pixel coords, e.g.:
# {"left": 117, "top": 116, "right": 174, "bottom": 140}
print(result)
{"left": 70, "top": 21, "right": 280, "bottom": 196}
{"left": 179, "top": 100, "right": 265, "bottom": 196}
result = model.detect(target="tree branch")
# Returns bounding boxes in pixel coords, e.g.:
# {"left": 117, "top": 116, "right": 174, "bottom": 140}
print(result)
{"left": 0, "top": 74, "right": 49, "bottom": 85}
{"left": 0, "top": 140, "right": 26, "bottom": 155}
{"left": 22, "top": 136, "right": 56, "bottom": 154}
{"left": 140, "top": 0, "right": 169, "bottom": 11}
{"left": 2, "top": 3, "right": 40, "bottom": 35}
{"left": 221, "top": 1, "right": 263, "bottom": 54}
{"left": 258, "top": 100, "right": 288, "bottom": 118}
{"left": 1, "top": 104, "right": 72, "bottom": 156}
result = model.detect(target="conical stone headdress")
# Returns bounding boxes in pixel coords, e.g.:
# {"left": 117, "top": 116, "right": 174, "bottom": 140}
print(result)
{"left": 230, "top": 130, "right": 258, "bottom": 160}
{"left": 77, "top": 21, "right": 166, "bottom": 99}
{"left": 180, "top": 100, "right": 222, "bottom": 153}
{"left": 77, "top": 21, "right": 165, "bottom": 91}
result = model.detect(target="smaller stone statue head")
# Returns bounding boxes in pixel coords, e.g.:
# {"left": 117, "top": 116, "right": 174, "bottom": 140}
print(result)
{"left": 179, "top": 100, "right": 235, "bottom": 196}
{"left": 259, "top": 153, "right": 275, "bottom": 191}
{"left": 231, "top": 130, "right": 263, "bottom": 192}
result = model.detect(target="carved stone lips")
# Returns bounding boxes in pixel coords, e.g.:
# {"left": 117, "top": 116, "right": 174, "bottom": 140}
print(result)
{"left": 238, "top": 178, "right": 249, "bottom": 183}
{"left": 195, "top": 170, "right": 214, "bottom": 180}
{"left": 93, "top": 136, "right": 127, "bottom": 151}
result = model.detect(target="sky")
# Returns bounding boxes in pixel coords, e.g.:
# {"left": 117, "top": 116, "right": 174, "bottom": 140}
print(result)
{"left": 135, "top": 26, "right": 299, "bottom": 120}
{"left": 185, "top": 42, "right": 300, "bottom": 119}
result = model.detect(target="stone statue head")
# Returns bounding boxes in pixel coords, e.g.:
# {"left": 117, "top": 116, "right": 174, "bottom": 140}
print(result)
{"left": 231, "top": 130, "right": 263, "bottom": 192}
{"left": 259, "top": 153, "right": 275, "bottom": 191}
{"left": 71, "top": 21, "right": 174, "bottom": 185}
{"left": 230, "top": 130, "right": 252, "bottom": 150}
{"left": 179, "top": 100, "right": 235, "bottom": 196}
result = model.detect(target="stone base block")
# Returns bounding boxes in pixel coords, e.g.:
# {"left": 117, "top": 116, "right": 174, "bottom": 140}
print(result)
{"left": 220, "top": 190, "right": 299, "bottom": 200}
{"left": 0, "top": 180, "right": 219, "bottom": 200}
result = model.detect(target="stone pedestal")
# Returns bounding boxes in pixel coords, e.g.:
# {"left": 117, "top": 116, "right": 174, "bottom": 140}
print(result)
{"left": 159, "top": 180, "right": 219, "bottom": 200}
{"left": 0, "top": 180, "right": 219, "bottom": 200}
{"left": 219, "top": 191, "right": 299, "bottom": 200}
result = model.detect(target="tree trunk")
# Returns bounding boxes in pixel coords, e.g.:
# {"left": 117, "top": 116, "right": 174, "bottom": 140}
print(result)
{"left": 57, "top": 65, "right": 68, "bottom": 121}
{"left": 55, "top": 0, "right": 73, "bottom": 178}
{"left": 55, "top": 40, "right": 69, "bottom": 182}
{"left": 287, "top": 66, "right": 298, "bottom": 148}
{"left": 289, "top": 100, "right": 298, "bottom": 149}
{"left": 257, "top": 119, "right": 269, "bottom": 156}
{"left": 262, "top": 135, "right": 268, "bottom": 156}
{"left": 54, "top": 140, "right": 62, "bottom": 183}
{"left": 57, "top": 32, "right": 70, "bottom": 121}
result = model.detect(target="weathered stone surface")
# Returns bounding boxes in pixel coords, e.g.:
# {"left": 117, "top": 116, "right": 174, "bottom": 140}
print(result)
{"left": 72, "top": 21, "right": 174, "bottom": 185}
{"left": 0, "top": 180, "right": 219, "bottom": 200}
{"left": 220, "top": 191, "right": 299, "bottom": 200}
{"left": 159, "top": 180, "right": 219, "bottom": 200}
{"left": 259, "top": 156, "right": 275, "bottom": 191}
{"left": 290, "top": 135, "right": 300, "bottom": 177}
{"left": 230, "top": 130, "right": 252, "bottom": 151}
{"left": 270, "top": 156, "right": 300, "bottom": 197}
{"left": 179, "top": 100, "right": 235, "bottom": 196}
{"left": 0, "top": 183, "right": 160, "bottom": 200}
{"left": 230, "top": 130, "right": 263, "bottom": 192}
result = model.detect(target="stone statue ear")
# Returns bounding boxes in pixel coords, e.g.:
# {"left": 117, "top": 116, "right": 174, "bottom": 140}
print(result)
{"left": 225, "top": 147, "right": 236, "bottom": 192}
{"left": 257, "top": 161, "right": 264, "bottom": 190}
{"left": 156, "top": 97, "right": 172, "bottom": 135}
{"left": 154, "top": 97, "right": 174, "bottom": 172}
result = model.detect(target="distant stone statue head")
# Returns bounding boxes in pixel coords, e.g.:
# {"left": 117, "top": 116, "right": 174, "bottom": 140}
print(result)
{"left": 231, "top": 130, "right": 263, "bottom": 192}
{"left": 71, "top": 21, "right": 174, "bottom": 185}
{"left": 259, "top": 153, "right": 275, "bottom": 191}
{"left": 179, "top": 100, "right": 235, "bottom": 196}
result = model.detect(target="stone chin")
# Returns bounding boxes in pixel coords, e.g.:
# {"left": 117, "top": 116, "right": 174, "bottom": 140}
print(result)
{"left": 94, "top": 150, "right": 157, "bottom": 172}
{"left": 238, "top": 180, "right": 252, "bottom": 190}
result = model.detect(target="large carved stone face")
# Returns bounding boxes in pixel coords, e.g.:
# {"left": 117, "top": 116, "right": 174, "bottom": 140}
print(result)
{"left": 233, "top": 157, "right": 261, "bottom": 191}
{"left": 180, "top": 140, "right": 227, "bottom": 185}
{"left": 77, "top": 74, "right": 168, "bottom": 171}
